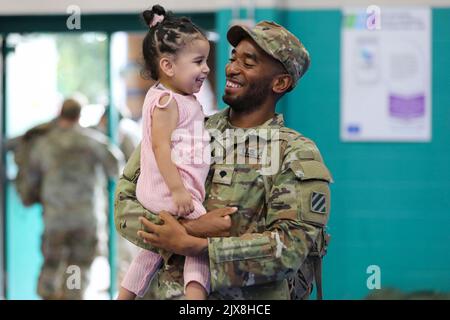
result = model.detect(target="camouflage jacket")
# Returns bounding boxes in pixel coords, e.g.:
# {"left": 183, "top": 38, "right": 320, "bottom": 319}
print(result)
{"left": 6, "top": 119, "right": 57, "bottom": 206}
{"left": 27, "top": 125, "right": 124, "bottom": 231}
{"left": 115, "top": 108, "right": 332, "bottom": 300}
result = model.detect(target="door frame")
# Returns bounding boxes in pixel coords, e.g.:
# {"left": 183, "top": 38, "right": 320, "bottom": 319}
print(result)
{"left": 1, "top": 35, "right": 6, "bottom": 300}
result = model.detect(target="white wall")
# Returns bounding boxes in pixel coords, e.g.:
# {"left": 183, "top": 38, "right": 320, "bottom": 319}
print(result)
{"left": 0, "top": 0, "right": 449, "bottom": 15}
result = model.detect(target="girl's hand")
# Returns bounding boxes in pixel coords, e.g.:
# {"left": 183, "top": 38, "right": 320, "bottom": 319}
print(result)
{"left": 179, "top": 206, "right": 237, "bottom": 238}
{"left": 172, "top": 188, "right": 194, "bottom": 216}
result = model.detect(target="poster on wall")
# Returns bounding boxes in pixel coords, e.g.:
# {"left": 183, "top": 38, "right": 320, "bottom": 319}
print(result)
{"left": 341, "top": 7, "right": 431, "bottom": 142}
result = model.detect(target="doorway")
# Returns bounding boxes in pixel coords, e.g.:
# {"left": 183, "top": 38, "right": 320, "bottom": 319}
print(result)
{"left": 3, "top": 32, "right": 110, "bottom": 299}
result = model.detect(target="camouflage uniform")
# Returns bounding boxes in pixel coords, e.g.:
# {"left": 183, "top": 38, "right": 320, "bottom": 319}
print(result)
{"left": 115, "top": 109, "right": 332, "bottom": 300}
{"left": 5, "top": 119, "right": 57, "bottom": 206}
{"left": 115, "top": 21, "right": 332, "bottom": 300}
{"left": 27, "top": 125, "right": 124, "bottom": 299}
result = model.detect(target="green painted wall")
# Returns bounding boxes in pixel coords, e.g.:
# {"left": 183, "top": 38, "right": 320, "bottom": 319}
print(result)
{"left": 5, "top": 185, "right": 43, "bottom": 299}
{"left": 216, "top": 8, "right": 450, "bottom": 299}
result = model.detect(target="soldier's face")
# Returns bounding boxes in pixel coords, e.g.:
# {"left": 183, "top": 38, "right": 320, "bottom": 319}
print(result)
{"left": 223, "top": 38, "right": 277, "bottom": 112}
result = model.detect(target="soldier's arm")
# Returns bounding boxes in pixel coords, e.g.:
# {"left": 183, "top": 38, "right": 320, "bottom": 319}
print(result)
{"left": 87, "top": 128, "right": 125, "bottom": 178}
{"left": 114, "top": 143, "right": 171, "bottom": 257}
{"left": 119, "top": 134, "right": 137, "bottom": 161}
{"left": 24, "top": 141, "right": 43, "bottom": 194}
{"left": 7, "top": 120, "right": 56, "bottom": 155}
{"left": 101, "top": 142, "right": 125, "bottom": 179}
{"left": 207, "top": 141, "right": 332, "bottom": 292}
{"left": 4, "top": 136, "right": 22, "bottom": 152}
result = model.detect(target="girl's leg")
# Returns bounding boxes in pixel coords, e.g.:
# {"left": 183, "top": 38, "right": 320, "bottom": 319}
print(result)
{"left": 184, "top": 254, "right": 210, "bottom": 300}
{"left": 120, "top": 248, "right": 163, "bottom": 299}
{"left": 183, "top": 201, "right": 209, "bottom": 299}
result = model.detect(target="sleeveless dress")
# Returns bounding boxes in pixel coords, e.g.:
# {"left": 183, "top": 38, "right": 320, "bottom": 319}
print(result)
{"left": 122, "top": 83, "right": 211, "bottom": 297}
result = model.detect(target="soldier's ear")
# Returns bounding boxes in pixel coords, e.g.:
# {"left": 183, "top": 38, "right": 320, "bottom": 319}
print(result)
{"left": 272, "top": 74, "right": 293, "bottom": 94}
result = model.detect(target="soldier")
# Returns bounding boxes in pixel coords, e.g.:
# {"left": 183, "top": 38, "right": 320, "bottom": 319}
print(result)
{"left": 26, "top": 98, "right": 124, "bottom": 299}
{"left": 90, "top": 107, "right": 142, "bottom": 284}
{"left": 115, "top": 21, "right": 332, "bottom": 300}
{"left": 92, "top": 107, "right": 141, "bottom": 162}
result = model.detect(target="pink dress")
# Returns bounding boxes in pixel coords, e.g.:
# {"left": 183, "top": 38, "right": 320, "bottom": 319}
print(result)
{"left": 121, "top": 83, "right": 211, "bottom": 297}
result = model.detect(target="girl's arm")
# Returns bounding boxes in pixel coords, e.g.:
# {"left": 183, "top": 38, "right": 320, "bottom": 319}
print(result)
{"left": 151, "top": 96, "right": 194, "bottom": 216}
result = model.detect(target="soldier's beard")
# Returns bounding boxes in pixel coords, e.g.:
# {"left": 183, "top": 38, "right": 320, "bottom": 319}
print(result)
{"left": 222, "top": 75, "right": 273, "bottom": 114}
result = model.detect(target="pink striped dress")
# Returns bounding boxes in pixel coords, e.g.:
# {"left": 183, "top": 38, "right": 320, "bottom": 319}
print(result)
{"left": 121, "top": 83, "right": 211, "bottom": 297}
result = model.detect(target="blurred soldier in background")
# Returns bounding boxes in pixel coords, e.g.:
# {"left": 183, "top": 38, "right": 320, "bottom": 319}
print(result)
{"left": 26, "top": 98, "right": 124, "bottom": 299}
{"left": 91, "top": 106, "right": 142, "bottom": 287}
{"left": 92, "top": 107, "right": 141, "bottom": 162}
{"left": 5, "top": 120, "right": 57, "bottom": 207}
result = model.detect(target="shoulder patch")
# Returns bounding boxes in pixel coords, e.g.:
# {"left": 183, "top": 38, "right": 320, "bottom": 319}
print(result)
{"left": 311, "top": 192, "right": 327, "bottom": 214}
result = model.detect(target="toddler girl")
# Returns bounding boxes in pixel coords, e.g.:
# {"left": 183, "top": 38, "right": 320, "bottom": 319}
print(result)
{"left": 117, "top": 5, "right": 211, "bottom": 300}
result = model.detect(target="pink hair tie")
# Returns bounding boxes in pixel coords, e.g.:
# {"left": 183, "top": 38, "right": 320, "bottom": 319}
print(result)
{"left": 150, "top": 14, "right": 164, "bottom": 27}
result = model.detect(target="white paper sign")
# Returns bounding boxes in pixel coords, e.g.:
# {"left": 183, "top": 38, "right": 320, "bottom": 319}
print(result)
{"left": 341, "top": 7, "right": 431, "bottom": 142}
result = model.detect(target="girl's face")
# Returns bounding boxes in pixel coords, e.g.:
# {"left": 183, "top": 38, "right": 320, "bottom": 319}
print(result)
{"left": 168, "top": 39, "right": 210, "bottom": 95}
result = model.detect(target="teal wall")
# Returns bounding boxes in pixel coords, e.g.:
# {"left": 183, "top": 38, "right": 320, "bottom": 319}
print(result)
{"left": 5, "top": 184, "right": 43, "bottom": 299}
{"left": 216, "top": 8, "right": 450, "bottom": 299}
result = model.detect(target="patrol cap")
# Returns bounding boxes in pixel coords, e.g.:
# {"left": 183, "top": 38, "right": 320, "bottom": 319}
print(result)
{"left": 227, "top": 21, "right": 310, "bottom": 88}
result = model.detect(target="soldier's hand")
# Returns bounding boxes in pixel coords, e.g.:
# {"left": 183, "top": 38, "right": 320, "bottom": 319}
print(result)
{"left": 138, "top": 212, "right": 207, "bottom": 256}
{"left": 172, "top": 188, "right": 194, "bottom": 216}
{"left": 180, "top": 207, "right": 237, "bottom": 238}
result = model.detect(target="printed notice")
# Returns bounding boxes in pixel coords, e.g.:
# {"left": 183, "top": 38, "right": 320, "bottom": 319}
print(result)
{"left": 341, "top": 7, "right": 431, "bottom": 142}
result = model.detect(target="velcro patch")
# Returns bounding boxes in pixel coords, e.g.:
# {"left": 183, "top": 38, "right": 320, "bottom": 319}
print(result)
{"left": 311, "top": 192, "right": 327, "bottom": 214}
{"left": 212, "top": 167, "right": 234, "bottom": 185}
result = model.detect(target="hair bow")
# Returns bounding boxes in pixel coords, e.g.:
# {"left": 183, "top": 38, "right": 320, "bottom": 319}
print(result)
{"left": 150, "top": 14, "right": 164, "bottom": 27}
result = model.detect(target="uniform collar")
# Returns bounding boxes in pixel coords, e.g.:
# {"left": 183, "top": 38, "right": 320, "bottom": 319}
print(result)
{"left": 213, "top": 107, "right": 285, "bottom": 133}
{"left": 208, "top": 108, "right": 285, "bottom": 155}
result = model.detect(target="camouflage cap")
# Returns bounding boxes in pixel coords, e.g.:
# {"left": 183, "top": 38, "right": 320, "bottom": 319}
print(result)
{"left": 227, "top": 21, "right": 310, "bottom": 88}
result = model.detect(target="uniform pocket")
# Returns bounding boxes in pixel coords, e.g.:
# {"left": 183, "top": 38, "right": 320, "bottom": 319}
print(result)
{"left": 288, "top": 160, "right": 332, "bottom": 227}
